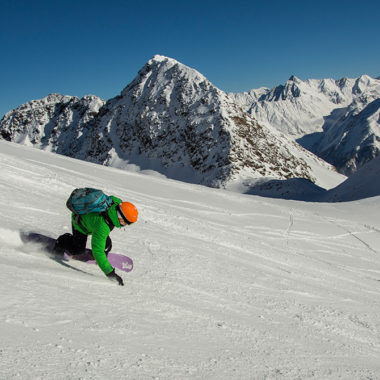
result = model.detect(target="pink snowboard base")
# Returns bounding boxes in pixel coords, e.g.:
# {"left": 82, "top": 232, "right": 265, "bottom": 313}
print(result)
{"left": 64, "top": 251, "right": 133, "bottom": 272}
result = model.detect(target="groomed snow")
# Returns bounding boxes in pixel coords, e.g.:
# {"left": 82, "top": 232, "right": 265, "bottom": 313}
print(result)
{"left": 1, "top": 140, "right": 380, "bottom": 379}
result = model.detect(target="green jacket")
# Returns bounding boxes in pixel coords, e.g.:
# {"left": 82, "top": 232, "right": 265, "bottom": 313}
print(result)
{"left": 71, "top": 196, "right": 122, "bottom": 275}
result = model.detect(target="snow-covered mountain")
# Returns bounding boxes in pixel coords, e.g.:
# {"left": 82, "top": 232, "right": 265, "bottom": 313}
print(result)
{"left": 231, "top": 75, "right": 380, "bottom": 175}
{"left": 0, "top": 94, "right": 105, "bottom": 155}
{"left": 309, "top": 98, "right": 380, "bottom": 175}
{"left": 0, "top": 55, "right": 343, "bottom": 190}
{"left": 231, "top": 75, "right": 380, "bottom": 137}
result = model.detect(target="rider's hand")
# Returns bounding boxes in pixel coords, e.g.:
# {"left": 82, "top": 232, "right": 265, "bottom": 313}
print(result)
{"left": 106, "top": 269, "right": 124, "bottom": 286}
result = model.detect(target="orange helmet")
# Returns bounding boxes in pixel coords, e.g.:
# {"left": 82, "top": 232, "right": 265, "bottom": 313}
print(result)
{"left": 117, "top": 202, "right": 138, "bottom": 225}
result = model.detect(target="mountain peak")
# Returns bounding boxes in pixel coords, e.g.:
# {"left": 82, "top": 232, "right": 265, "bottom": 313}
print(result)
{"left": 151, "top": 54, "right": 170, "bottom": 62}
{"left": 352, "top": 74, "right": 379, "bottom": 95}
{"left": 123, "top": 54, "right": 210, "bottom": 99}
{"left": 149, "top": 54, "right": 180, "bottom": 66}
{"left": 288, "top": 75, "right": 301, "bottom": 83}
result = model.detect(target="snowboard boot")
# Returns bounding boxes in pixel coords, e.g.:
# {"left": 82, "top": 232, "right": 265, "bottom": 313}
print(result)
{"left": 52, "top": 233, "right": 72, "bottom": 256}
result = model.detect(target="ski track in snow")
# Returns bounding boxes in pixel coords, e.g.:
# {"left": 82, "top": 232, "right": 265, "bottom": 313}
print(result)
{"left": 1, "top": 141, "right": 380, "bottom": 379}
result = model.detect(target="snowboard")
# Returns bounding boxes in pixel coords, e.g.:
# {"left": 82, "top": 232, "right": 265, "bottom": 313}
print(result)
{"left": 20, "top": 232, "right": 133, "bottom": 273}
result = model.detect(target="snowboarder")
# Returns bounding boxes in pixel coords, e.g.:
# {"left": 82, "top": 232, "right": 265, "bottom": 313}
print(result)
{"left": 54, "top": 195, "right": 138, "bottom": 286}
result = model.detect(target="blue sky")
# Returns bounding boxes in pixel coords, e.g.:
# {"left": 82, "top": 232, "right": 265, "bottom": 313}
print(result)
{"left": 0, "top": 0, "right": 379, "bottom": 117}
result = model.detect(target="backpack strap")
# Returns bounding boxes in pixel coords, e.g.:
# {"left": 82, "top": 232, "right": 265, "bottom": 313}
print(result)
{"left": 101, "top": 210, "right": 115, "bottom": 232}
{"left": 74, "top": 214, "right": 85, "bottom": 231}
{"left": 73, "top": 214, "right": 91, "bottom": 235}
{"left": 74, "top": 214, "right": 81, "bottom": 226}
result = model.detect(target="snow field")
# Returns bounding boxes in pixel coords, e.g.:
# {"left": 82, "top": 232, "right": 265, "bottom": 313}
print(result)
{"left": 0, "top": 141, "right": 380, "bottom": 379}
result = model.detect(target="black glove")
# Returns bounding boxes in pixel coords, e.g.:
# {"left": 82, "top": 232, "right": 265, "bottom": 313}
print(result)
{"left": 106, "top": 269, "right": 124, "bottom": 286}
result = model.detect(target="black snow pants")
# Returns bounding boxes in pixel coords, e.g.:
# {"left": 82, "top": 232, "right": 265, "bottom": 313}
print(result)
{"left": 55, "top": 224, "right": 112, "bottom": 255}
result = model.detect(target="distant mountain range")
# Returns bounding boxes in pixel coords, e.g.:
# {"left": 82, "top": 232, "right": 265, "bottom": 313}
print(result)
{"left": 230, "top": 74, "right": 380, "bottom": 175}
{"left": 1, "top": 55, "right": 379, "bottom": 195}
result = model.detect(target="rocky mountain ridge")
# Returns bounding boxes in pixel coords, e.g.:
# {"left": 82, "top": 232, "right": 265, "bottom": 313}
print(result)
{"left": 0, "top": 94, "right": 105, "bottom": 156}
{"left": 0, "top": 55, "right": 342, "bottom": 191}
{"left": 87, "top": 56, "right": 342, "bottom": 188}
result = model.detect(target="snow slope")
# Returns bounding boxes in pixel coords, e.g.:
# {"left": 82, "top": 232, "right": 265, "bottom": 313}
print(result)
{"left": 325, "top": 154, "right": 380, "bottom": 202}
{"left": 1, "top": 140, "right": 380, "bottom": 379}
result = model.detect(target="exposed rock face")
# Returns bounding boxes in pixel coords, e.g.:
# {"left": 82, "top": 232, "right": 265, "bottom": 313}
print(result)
{"left": 0, "top": 94, "right": 105, "bottom": 156}
{"left": 89, "top": 55, "right": 333, "bottom": 187}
